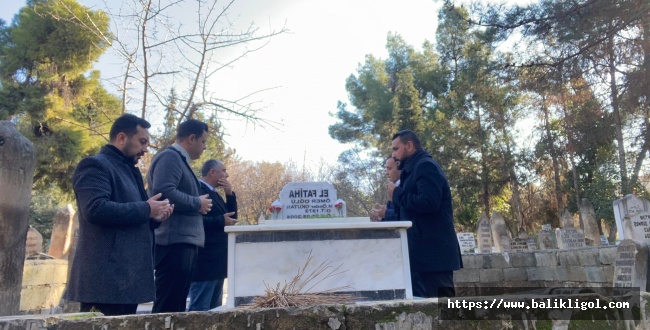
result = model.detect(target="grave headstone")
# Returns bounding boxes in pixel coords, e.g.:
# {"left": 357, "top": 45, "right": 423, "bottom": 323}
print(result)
{"left": 25, "top": 227, "right": 43, "bottom": 256}
{"left": 490, "top": 211, "right": 510, "bottom": 252}
{"left": 580, "top": 199, "right": 601, "bottom": 246}
{"left": 278, "top": 182, "right": 344, "bottom": 219}
{"left": 509, "top": 238, "right": 529, "bottom": 252}
{"left": 456, "top": 232, "right": 476, "bottom": 254}
{"left": 613, "top": 194, "right": 650, "bottom": 240}
{"left": 48, "top": 204, "right": 75, "bottom": 259}
{"left": 526, "top": 237, "right": 538, "bottom": 251}
{"left": 612, "top": 239, "right": 650, "bottom": 292}
{"left": 476, "top": 213, "right": 492, "bottom": 253}
{"left": 600, "top": 235, "right": 610, "bottom": 246}
{"left": 537, "top": 224, "right": 558, "bottom": 250}
{"left": 622, "top": 211, "right": 650, "bottom": 244}
{"left": 0, "top": 121, "right": 35, "bottom": 316}
{"left": 555, "top": 209, "right": 586, "bottom": 249}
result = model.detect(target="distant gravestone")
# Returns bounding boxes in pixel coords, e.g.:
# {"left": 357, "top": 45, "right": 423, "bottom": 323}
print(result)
{"left": 580, "top": 199, "right": 601, "bottom": 246}
{"left": 456, "top": 232, "right": 476, "bottom": 254}
{"left": 613, "top": 194, "right": 650, "bottom": 241}
{"left": 490, "top": 211, "right": 510, "bottom": 252}
{"left": 526, "top": 237, "right": 538, "bottom": 251}
{"left": 612, "top": 240, "right": 650, "bottom": 292}
{"left": 510, "top": 238, "right": 529, "bottom": 252}
{"left": 556, "top": 209, "right": 586, "bottom": 249}
{"left": 25, "top": 227, "right": 43, "bottom": 256}
{"left": 622, "top": 211, "right": 650, "bottom": 244}
{"left": 48, "top": 204, "right": 76, "bottom": 259}
{"left": 538, "top": 224, "right": 558, "bottom": 250}
{"left": 476, "top": 213, "right": 492, "bottom": 253}
{"left": 0, "top": 121, "right": 35, "bottom": 316}
{"left": 278, "top": 182, "right": 345, "bottom": 219}
{"left": 600, "top": 235, "right": 610, "bottom": 246}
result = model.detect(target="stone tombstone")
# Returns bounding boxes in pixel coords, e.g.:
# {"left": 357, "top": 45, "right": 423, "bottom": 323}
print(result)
{"left": 456, "top": 232, "right": 476, "bottom": 254}
{"left": 279, "top": 182, "right": 344, "bottom": 219}
{"left": 613, "top": 194, "right": 650, "bottom": 240}
{"left": 555, "top": 227, "right": 586, "bottom": 249}
{"left": 600, "top": 235, "right": 610, "bottom": 246}
{"left": 612, "top": 239, "right": 650, "bottom": 292}
{"left": 537, "top": 224, "right": 558, "bottom": 250}
{"left": 622, "top": 211, "right": 650, "bottom": 244}
{"left": 555, "top": 209, "right": 586, "bottom": 249}
{"left": 526, "top": 237, "right": 538, "bottom": 251}
{"left": 0, "top": 121, "right": 36, "bottom": 316}
{"left": 25, "top": 227, "right": 43, "bottom": 256}
{"left": 490, "top": 211, "right": 510, "bottom": 252}
{"left": 48, "top": 204, "right": 76, "bottom": 259}
{"left": 476, "top": 213, "right": 492, "bottom": 253}
{"left": 509, "top": 238, "right": 529, "bottom": 252}
{"left": 580, "top": 199, "right": 601, "bottom": 246}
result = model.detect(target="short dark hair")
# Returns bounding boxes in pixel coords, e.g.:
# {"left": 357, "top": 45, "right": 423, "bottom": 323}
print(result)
{"left": 109, "top": 114, "right": 151, "bottom": 142}
{"left": 201, "top": 159, "right": 222, "bottom": 177}
{"left": 177, "top": 119, "right": 208, "bottom": 141}
{"left": 392, "top": 130, "right": 421, "bottom": 150}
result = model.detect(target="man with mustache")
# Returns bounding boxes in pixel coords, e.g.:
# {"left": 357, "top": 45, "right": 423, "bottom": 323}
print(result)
{"left": 65, "top": 114, "right": 174, "bottom": 315}
{"left": 388, "top": 129, "right": 462, "bottom": 298}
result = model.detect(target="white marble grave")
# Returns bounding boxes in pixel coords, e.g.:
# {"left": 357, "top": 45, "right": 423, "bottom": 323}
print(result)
{"left": 622, "top": 211, "right": 650, "bottom": 244}
{"left": 613, "top": 194, "right": 650, "bottom": 241}
{"left": 456, "top": 232, "right": 476, "bottom": 254}
{"left": 225, "top": 219, "right": 413, "bottom": 308}
{"left": 267, "top": 182, "right": 346, "bottom": 220}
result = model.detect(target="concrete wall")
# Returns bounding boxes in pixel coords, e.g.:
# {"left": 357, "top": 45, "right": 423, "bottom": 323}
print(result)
{"left": 456, "top": 246, "right": 617, "bottom": 293}
{"left": 20, "top": 259, "right": 68, "bottom": 314}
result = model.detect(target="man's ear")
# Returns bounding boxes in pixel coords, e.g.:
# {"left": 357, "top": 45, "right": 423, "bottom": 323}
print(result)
{"left": 115, "top": 132, "right": 128, "bottom": 146}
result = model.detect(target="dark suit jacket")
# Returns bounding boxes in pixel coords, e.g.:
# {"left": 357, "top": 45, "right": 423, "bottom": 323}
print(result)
{"left": 65, "top": 145, "right": 156, "bottom": 304}
{"left": 392, "top": 149, "right": 463, "bottom": 272}
{"left": 383, "top": 200, "right": 399, "bottom": 221}
{"left": 192, "top": 182, "right": 237, "bottom": 281}
{"left": 147, "top": 145, "right": 204, "bottom": 247}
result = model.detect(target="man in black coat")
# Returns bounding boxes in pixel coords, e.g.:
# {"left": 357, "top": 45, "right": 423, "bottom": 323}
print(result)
{"left": 370, "top": 157, "right": 401, "bottom": 221}
{"left": 187, "top": 159, "right": 238, "bottom": 311}
{"left": 388, "top": 130, "right": 463, "bottom": 298}
{"left": 65, "top": 114, "right": 174, "bottom": 316}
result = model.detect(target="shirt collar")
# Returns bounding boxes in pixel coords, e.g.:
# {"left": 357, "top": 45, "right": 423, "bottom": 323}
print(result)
{"left": 171, "top": 143, "right": 191, "bottom": 161}
{"left": 200, "top": 179, "right": 215, "bottom": 191}
{"left": 395, "top": 179, "right": 400, "bottom": 187}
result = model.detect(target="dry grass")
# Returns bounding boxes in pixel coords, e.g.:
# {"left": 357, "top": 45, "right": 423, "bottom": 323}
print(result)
{"left": 244, "top": 251, "right": 361, "bottom": 308}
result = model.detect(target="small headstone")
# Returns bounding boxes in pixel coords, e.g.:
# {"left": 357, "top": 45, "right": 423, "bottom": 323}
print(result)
{"left": 509, "top": 238, "right": 529, "bottom": 252}
{"left": 278, "top": 182, "right": 344, "bottom": 219}
{"left": 600, "top": 235, "right": 610, "bottom": 246}
{"left": 612, "top": 239, "right": 650, "bottom": 292}
{"left": 537, "top": 224, "right": 558, "bottom": 250}
{"left": 580, "top": 199, "right": 601, "bottom": 246}
{"left": 490, "top": 211, "right": 510, "bottom": 252}
{"left": 556, "top": 227, "right": 586, "bottom": 249}
{"left": 48, "top": 204, "right": 76, "bottom": 259}
{"left": 476, "top": 213, "right": 492, "bottom": 253}
{"left": 613, "top": 194, "right": 650, "bottom": 240}
{"left": 560, "top": 208, "right": 574, "bottom": 228}
{"left": 622, "top": 211, "right": 650, "bottom": 244}
{"left": 526, "top": 237, "right": 538, "bottom": 251}
{"left": 25, "top": 227, "right": 43, "bottom": 256}
{"left": 456, "top": 232, "right": 476, "bottom": 254}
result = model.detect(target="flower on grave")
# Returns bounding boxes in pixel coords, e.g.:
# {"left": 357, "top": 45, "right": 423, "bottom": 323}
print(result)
{"left": 268, "top": 200, "right": 282, "bottom": 220}
{"left": 334, "top": 199, "right": 345, "bottom": 217}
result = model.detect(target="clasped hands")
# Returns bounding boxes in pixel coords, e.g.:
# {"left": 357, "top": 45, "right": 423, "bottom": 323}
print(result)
{"left": 148, "top": 193, "right": 175, "bottom": 222}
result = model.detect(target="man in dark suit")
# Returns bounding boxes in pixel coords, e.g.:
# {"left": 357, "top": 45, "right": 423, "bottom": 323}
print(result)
{"left": 65, "top": 114, "right": 174, "bottom": 316}
{"left": 370, "top": 156, "right": 401, "bottom": 221}
{"left": 147, "top": 119, "right": 213, "bottom": 313}
{"left": 388, "top": 130, "right": 462, "bottom": 298}
{"left": 187, "top": 159, "right": 238, "bottom": 311}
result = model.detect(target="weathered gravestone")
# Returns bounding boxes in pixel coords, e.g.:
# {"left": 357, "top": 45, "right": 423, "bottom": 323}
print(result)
{"left": 526, "top": 237, "right": 538, "bottom": 251}
{"left": 456, "top": 232, "right": 476, "bottom": 254}
{"left": 0, "top": 121, "right": 35, "bottom": 316}
{"left": 600, "top": 235, "right": 610, "bottom": 246}
{"left": 622, "top": 211, "right": 650, "bottom": 244}
{"left": 537, "top": 224, "right": 558, "bottom": 250}
{"left": 490, "top": 211, "right": 510, "bottom": 252}
{"left": 612, "top": 239, "right": 650, "bottom": 292}
{"left": 580, "top": 199, "right": 601, "bottom": 246}
{"left": 555, "top": 209, "right": 586, "bottom": 249}
{"left": 613, "top": 194, "right": 650, "bottom": 241}
{"left": 510, "top": 228, "right": 530, "bottom": 252}
{"left": 48, "top": 204, "right": 76, "bottom": 259}
{"left": 25, "top": 227, "right": 43, "bottom": 256}
{"left": 476, "top": 213, "right": 492, "bottom": 253}
{"left": 277, "top": 182, "right": 345, "bottom": 219}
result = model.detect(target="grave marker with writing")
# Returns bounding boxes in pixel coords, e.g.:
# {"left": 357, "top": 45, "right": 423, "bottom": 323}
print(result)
{"left": 622, "top": 211, "right": 650, "bottom": 244}
{"left": 510, "top": 238, "right": 529, "bottom": 252}
{"left": 456, "top": 232, "right": 476, "bottom": 254}
{"left": 25, "top": 227, "right": 43, "bottom": 256}
{"left": 613, "top": 194, "right": 650, "bottom": 240}
{"left": 278, "top": 182, "right": 344, "bottom": 219}
{"left": 476, "top": 213, "right": 492, "bottom": 253}
{"left": 556, "top": 209, "right": 586, "bottom": 249}
{"left": 612, "top": 239, "right": 650, "bottom": 292}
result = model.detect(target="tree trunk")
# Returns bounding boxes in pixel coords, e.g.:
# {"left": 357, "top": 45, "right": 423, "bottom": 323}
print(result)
{"left": 0, "top": 121, "right": 35, "bottom": 316}
{"left": 542, "top": 101, "right": 564, "bottom": 217}
{"left": 608, "top": 34, "right": 628, "bottom": 196}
